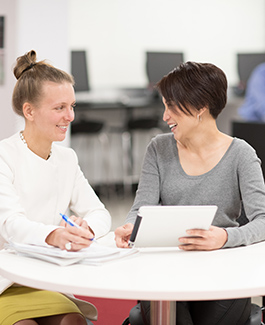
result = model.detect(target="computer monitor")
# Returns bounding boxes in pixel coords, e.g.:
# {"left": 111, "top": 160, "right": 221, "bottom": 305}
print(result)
{"left": 71, "top": 50, "right": 90, "bottom": 92}
{"left": 146, "top": 51, "right": 184, "bottom": 86}
{"left": 237, "top": 53, "right": 265, "bottom": 85}
{"left": 232, "top": 120, "right": 265, "bottom": 177}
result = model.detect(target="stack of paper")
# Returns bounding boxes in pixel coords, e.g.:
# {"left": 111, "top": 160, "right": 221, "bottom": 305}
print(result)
{"left": 5, "top": 241, "right": 138, "bottom": 266}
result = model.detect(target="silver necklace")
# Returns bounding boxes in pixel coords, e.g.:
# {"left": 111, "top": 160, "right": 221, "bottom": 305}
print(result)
{"left": 20, "top": 131, "right": 52, "bottom": 160}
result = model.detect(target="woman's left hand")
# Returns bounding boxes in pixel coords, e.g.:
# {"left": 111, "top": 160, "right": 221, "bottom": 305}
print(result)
{"left": 178, "top": 226, "right": 228, "bottom": 251}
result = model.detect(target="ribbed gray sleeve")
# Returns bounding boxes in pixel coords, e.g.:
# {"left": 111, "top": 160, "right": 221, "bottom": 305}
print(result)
{"left": 126, "top": 133, "right": 265, "bottom": 248}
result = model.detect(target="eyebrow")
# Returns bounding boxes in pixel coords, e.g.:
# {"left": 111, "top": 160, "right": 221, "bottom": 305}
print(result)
{"left": 52, "top": 100, "right": 76, "bottom": 106}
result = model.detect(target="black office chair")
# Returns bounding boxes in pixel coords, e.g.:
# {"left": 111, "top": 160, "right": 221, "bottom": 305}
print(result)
{"left": 146, "top": 51, "right": 184, "bottom": 95}
{"left": 232, "top": 120, "right": 265, "bottom": 317}
{"left": 232, "top": 121, "right": 265, "bottom": 177}
{"left": 234, "top": 53, "right": 265, "bottom": 96}
{"left": 122, "top": 116, "right": 162, "bottom": 193}
{"left": 120, "top": 51, "right": 184, "bottom": 193}
{"left": 122, "top": 301, "right": 263, "bottom": 325}
{"left": 71, "top": 117, "right": 110, "bottom": 195}
{"left": 71, "top": 119, "right": 104, "bottom": 135}
{"left": 245, "top": 303, "right": 264, "bottom": 325}
{"left": 70, "top": 50, "right": 110, "bottom": 190}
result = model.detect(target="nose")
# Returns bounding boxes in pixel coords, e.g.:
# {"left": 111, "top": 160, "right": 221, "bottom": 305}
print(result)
{"left": 163, "top": 107, "right": 170, "bottom": 122}
{"left": 66, "top": 107, "right": 75, "bottom": 122}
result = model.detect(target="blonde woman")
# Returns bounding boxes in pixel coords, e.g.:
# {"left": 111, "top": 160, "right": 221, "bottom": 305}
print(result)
{"left": 0, "top": 50, "right": 111, "bottom": 325}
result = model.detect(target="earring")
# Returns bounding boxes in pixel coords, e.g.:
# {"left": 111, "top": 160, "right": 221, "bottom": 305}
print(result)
{"left": 197, "top": 114, "right": 202, "bottom": 122}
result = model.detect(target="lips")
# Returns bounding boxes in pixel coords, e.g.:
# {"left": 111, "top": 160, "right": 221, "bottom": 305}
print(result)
{"left": 169, "top": 123, "right": 177, "bottom": 130}
{"left": 57, "top": 125, "right": 68, "bottom": 131}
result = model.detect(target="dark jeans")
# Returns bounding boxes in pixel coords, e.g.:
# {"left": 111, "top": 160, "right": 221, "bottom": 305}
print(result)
{"left": 129, "top": 298, "right": 251, "bottom": 325}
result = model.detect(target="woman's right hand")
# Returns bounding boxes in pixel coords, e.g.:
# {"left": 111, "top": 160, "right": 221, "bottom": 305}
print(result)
{"left": 114, "top": 223, "right": 134, "bottom": 248}
{"left": 45, "top": 220, "right": 94, "bottom": 251}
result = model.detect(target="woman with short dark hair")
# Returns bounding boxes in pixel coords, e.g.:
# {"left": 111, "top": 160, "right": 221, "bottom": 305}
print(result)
{"left": 115, "top": 61, "right": 265, "bottom": 324}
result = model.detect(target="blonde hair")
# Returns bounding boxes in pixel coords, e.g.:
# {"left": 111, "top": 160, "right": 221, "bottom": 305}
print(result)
{"left": 12, "top": 50, "right": 74, "bottom": 117}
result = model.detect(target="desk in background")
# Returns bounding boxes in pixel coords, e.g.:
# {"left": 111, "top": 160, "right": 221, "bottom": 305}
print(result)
{"left": 71, "top": 88, "right": 165, "bottom": 192}
{"left": 71, "top": 87, "right": 244, "bottom": 192}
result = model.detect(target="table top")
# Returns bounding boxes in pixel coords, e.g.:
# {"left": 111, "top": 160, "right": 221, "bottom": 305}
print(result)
{"left": 1, "top": 233, "right": 265, "bottom": 301}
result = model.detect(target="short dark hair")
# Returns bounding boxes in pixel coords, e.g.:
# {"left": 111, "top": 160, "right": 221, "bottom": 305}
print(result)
{"left": 156, "top": 61, "right": 227, "bottom": 119}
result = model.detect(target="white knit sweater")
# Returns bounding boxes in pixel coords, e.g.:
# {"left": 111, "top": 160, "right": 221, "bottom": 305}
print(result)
{"left": 0, "top": 132, "right": 111, "bottom": 293}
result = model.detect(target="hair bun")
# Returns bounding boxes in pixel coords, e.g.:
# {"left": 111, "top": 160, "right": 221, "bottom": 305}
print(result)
{"left": 13, "top": 50, "right": 37, "bottom": 80}
{"left": 21, "top": 62, "right": 36, "bottom": 75}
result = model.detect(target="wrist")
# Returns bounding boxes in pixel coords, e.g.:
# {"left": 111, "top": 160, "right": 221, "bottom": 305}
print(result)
{"left": 45, "top": 228, "right": 62, "bottom": 246}
{"left": 221, "top": 228, "right": 228, "bottom": 248}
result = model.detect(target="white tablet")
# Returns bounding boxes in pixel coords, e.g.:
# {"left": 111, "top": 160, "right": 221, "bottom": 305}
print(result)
{"left": 129, "top": 205, "right": 218, "bottom": 248}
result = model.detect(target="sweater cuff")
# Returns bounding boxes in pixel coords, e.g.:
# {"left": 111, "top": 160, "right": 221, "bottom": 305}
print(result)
{"left": 222, "top": 227, "right": 240, "bottom": 248}
{"left": 25, "top": 225, "right": 60, "bottom": 247}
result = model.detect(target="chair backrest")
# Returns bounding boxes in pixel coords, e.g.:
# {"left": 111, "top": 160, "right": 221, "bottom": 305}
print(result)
{"left": 237, "top": 53, "right": 265, "bottom": 87}
{"left": 244, "top": 303, "right": 262, "bottom": 325}
{"left": 146, "top": 51, "right": 184, "bottom": 87}
{"left": 232, "top": 120, "right": 265, "bottom": 177}
{"left": 71, "top": 50, "right": 90, "bottom": 92}
{"left": 71, "top": 119, "right": 104, "bottom": 135}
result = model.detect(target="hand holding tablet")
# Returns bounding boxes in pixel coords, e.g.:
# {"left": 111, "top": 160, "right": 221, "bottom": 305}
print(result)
{"left": 129, "top": 205, "right": 218, "bottom": 248}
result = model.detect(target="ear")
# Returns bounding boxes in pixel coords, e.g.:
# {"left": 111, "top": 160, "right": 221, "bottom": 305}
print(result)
{"left": 22, "top": 102, "right": 35, "bottom": 121}
{"left": 196, "top": 107, "right": 208, "bottom": 122}
{"left": 197, "top": 107, "right": 207, "bottom": 119}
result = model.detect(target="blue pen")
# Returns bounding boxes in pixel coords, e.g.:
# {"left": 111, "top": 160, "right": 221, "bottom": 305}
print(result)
{"left": 60, "top": 213, "right": 81, "bottom": 228}
{"left": 60, "top": 213, "right": 94, "bottom": 241}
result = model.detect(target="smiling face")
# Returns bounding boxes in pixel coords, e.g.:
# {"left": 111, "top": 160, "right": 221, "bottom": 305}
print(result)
{"left": 29, "top": 81, "right": 75, "bottom": 144}
{"left": 162, "top": 97, "right": 198, "bottom": 143}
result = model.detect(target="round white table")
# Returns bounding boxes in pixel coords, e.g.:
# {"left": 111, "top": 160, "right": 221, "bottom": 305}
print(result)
{"left": 1, "top": 234, "right": 265, "bottom": 325}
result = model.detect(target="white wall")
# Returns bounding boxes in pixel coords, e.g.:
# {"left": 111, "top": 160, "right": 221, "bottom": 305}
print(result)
{"left": 0, "top": 0, "right": 70, "bottom": 142}
{"left": 16, "top": 0, "right": 69, "bottom": 70}
{"left": 0, "top": 0, "right": 264, "bottom": 141}
{"left": 0, "top": 1, "right": 18, "bottom": 139}
{"left": 69, "top": 0, "right": 265, "bottom": 88}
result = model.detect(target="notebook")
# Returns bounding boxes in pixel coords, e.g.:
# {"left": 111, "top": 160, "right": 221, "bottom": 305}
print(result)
{"left": 6, "top": 241, "right": 138, "bottom": 266}
{"left": 131, "top": 205, "right": 218, "bottom": 248}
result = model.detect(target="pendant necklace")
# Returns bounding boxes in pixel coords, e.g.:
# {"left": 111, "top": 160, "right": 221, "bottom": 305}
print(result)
{"left": 20, "top": 131, "right": 52, "bottom": 160}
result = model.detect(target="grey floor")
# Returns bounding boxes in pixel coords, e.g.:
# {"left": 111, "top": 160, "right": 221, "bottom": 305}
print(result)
{"left": 252, "top": 296, "right": 262, "bottom": 307}
{"left": 101, "top": 192, "right": 135, "bottom": 231}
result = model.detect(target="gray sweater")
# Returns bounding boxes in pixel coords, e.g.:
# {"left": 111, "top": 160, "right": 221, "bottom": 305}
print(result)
{"left": 126, "top": 133, "right": 265, "bottom": 248}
